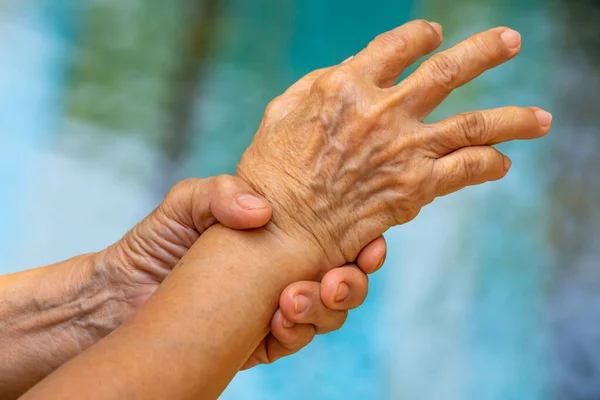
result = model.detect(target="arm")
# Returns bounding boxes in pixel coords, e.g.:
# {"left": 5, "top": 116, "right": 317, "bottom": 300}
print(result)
{"left": 0, "top": 175, "right": 271, "bottom": 399}
{"left": 23, "top": 21, "right": 551, "bottom": 399}
{"left": 0, "top": 254, "right": 127, "bottom": 400}
{"left": 22, "top": 224, "right": 320, "bottom": 399}
{"left": 2, "top": 176, "right": 381, "bottom": 399}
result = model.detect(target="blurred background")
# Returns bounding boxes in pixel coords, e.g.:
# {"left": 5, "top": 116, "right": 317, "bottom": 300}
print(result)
{"left": 0, "top": 0, "right": 598, "bottom": 398}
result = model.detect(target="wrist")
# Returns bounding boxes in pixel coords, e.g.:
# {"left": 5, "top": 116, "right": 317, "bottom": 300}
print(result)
{"left": 236, "top": 162, "right": 347, "bottom": 271}
{"left": 93, "top": 243, "right": 158, "bottom": 313}
{"left": 200, "top": 223, "right": 325, "bottom": 285}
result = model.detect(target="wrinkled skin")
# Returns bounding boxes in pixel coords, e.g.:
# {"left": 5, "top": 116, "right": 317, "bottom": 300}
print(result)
{"left": 99, "top": 175, "right": 386, "bottom": 370}
{"left": 238, "top": 21, "right": 552, "bottom": 274}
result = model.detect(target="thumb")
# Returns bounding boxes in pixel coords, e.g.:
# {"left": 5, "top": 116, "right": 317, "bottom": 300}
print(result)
{"left": 207, "top": 174, "right": 273, "bottom": 230}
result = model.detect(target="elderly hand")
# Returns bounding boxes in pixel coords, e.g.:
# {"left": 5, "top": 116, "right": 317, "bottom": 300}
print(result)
{"left": 238, "top": 21, "right": 552, "bottom": 275}
{"left": 99, "top": 175, "right": 386, "bottom": 370}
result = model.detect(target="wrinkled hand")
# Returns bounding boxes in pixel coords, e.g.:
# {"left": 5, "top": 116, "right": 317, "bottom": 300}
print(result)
{"left": 238, "top": 21, "right": 552, "bottom": 274}
{"left": 99, "top": 175, "right": 385, "bottom": 370}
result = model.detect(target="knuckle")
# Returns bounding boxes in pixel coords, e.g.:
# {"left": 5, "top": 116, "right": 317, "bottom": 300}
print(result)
{"left": 168, "top": 178, "right": 200, "bottom": 199}
{"left": 474, "top": 148, "right": 489, "bottom": 171}
{"left": 412, "top": 19, "right": 439, "bottom": 41}
{"left": 456, "top": 112, "right": 487, "bottom": 144}
{"left": 481, "top": 147, "right": 502, "bottom": 169}
{"left": 264, "top": 97, "right": 282, "bottom": 117}
{"left": 372, "top": 30, "right": 408, "bottom": 57}
{"left": 311, "top": 67, "right": 361, "bottom": 129}
{"left": 419, "top": 125, "right": 450, "bottom": 156}
{"left": 459, "top": 153, "right": 476, "bottom": 184}
{"left": 426, "top": 53, "right": 461, "bottom": 88}
{"left": 298, "top": 67, "right": 329, "bottom": 84}
{"left": 213, "top": 174, "right": 238, "bottom": 195}
{"left": 462, "top": 149, "right": 487, "bottom": 182}
{"left": 213, "top": 173, "right": 231, "bottom": 188}
{"left": 312, "top": 67, "right": 356, "bottom": 97}
{"left": 395, "top": 170, "right": 433, "bottom": 206}
{"left": 471, "top": 33, "right": 504, "bottom": 59}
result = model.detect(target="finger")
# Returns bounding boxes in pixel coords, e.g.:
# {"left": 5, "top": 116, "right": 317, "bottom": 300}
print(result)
{"left": 432, "top": 146, "right": 510, "bottom": 197}
{"left": 356, "top": 235, "right": 387, "bottom": 274}
{"left": 240, "top": 311, "right": 315, "bottom": 370}
{"left": 423, "top": 107, "right": 553, "bottom": 157}
{"left": 160, "top": 178, "right": 214, "bottom": 236}
{"left": 268, "top": 309, "right": 315, "bottom": 361}
{"left": 400, "top": 27, "right": 522, "bottom": 119}
{"left": 208, "top": 174, "right": 273, "bottom": 230}
{"left": 320, "top": 265, "right": 369, "bottom": 311}
{"left": 269, "top": 309, "right": 316, "bottom": 349}
{"left": 279, "top": 282, "right": 348, "bottom": 334}
{"left": 350, "top": 20, "right": 443, "bottom": 88}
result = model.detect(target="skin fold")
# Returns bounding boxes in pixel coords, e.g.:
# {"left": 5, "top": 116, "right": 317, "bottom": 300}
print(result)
{"left": 0, "top": 176, "right": 385, "bottom": 399}
{"left": 20, "top": 20, "right": 552, "bottom": 400}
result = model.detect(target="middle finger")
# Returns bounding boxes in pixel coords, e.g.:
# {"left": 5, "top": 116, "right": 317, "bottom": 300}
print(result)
{"left": 398, "top": 27, "right": 522, "bottom": 120}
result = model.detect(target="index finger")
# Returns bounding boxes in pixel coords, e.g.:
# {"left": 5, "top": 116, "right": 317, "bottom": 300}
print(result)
{"left": 350, "top": 20, "right": 443, "bottom": 88}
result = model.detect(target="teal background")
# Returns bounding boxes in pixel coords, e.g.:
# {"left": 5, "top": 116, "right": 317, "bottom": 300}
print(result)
{"left": 1, "top": 0, "right": 598, "bottom": 399}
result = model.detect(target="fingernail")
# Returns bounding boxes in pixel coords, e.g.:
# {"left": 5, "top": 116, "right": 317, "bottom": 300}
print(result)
{"left": 500, "top": 29, "right": 521, "bottom": 50}
{"left": 534, "top": 109, "right": 553, "bottom": 128}
{"left": 503, "top": 156, "right": 512, "bottom": 171}
{"left": 429, "top": 22, "right": 443, "bottom": 37}
{"left": 294, "top": 295, "right": 309, "bottom": 314}
{"left": 236, "top": 194, "right": 267, "bottom": 210}
{"left": 282, "top": 318, "right": 295, "bottom": 328}
{"left": 334, "top": 283, "right": 350, "bottom": 303}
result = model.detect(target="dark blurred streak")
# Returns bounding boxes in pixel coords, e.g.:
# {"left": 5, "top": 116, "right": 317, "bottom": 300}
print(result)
{"left": 550, "top": 1, "right": 600, "bottom": 399}
{"left": 160, "top": 0, "right": 221, "bottom": 192}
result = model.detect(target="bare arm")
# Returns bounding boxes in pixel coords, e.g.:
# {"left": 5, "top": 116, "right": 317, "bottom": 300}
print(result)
{"left": 21, "top": 224, "right": 321, "bottom": 399}
{"left": 0, "top": 175, "right": 274, "bottom": 399}
{"left": 1, "top": 175, "right": 383, "bottom": 399}
{"left": 0, "top": 253, "right": 129, "bottom": 399}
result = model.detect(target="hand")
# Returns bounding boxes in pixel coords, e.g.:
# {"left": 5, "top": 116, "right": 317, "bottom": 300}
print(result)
{"left": 100, "top": 175, "right": 273, "bottom": 310}
{"left": 238, "top": 21, "right": 552, "bottom": 274}
{"left": 98, "top": 175, "right": 386, "bottom": 370}
{"left": 242, "top": 235, "right": 386, "bottom": 369}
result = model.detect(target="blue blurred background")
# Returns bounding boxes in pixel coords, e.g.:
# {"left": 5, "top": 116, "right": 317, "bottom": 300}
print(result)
{"left": 1, "top": 0, "right": 598, "bottom": 399}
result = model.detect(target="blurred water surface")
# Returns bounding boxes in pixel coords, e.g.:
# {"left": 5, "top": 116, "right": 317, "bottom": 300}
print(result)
{"left": 1, "top": 0, "right": 599, "bottom": 399}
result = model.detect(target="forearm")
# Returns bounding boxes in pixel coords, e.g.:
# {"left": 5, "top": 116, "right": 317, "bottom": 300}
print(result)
{"left": 0, "top": 253, "right": 131, "bottom": 399}
{"left": 22, "top": 224, "right": 321, "bottom": 400}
